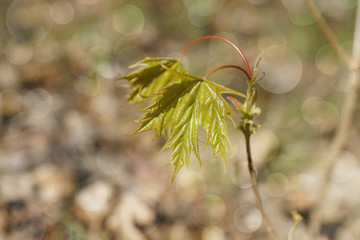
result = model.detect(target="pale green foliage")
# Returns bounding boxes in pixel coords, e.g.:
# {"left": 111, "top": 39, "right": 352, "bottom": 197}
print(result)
{"left": 130, "top": 68, "right": 245, "bottom": 181}
{"left": 121, "top": 57, "right": 186, "bottom": 103}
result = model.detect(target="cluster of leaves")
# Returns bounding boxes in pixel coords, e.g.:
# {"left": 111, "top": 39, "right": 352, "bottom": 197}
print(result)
{"left": 121, "top": 57, "right": 246, "bottom": 181}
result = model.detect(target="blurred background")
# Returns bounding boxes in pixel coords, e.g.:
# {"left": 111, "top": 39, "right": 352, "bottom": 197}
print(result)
{"left": 1, "top": 0, "right": 360, "bottom": 239}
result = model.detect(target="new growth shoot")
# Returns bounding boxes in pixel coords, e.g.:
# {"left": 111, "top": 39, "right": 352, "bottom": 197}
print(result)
{"left": 120, "top": 35, "right": 278, "bottom": 239}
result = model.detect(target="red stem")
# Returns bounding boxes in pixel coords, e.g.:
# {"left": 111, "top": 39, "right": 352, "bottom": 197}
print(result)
{"left": 203, "top": 64, "right": 250, "bottom": 80}
{"left": 178, "top": 36, "right": 252, "bottom": 79}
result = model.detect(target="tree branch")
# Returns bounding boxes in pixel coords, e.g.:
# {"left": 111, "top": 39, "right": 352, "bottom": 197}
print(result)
{"left": 304, "top": 0, "right": 354, "bottom": 68}
{"left": 305, "top": 0, "right": 360, "bottom": 238}
{"left": 243, "top": 124, "right": 279, "bottom": 240}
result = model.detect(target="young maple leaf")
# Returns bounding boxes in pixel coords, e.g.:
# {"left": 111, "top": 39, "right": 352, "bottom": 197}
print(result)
{"left": 120, "top": 57, "right": 186, "bottom": 103}
{"left": 133, "top": 71, "right": 245, "bottom": 182}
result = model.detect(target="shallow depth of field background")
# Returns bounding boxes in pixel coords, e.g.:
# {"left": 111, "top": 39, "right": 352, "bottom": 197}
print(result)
{"left": 1, "top": 0, "right": 360, "bottom": 239}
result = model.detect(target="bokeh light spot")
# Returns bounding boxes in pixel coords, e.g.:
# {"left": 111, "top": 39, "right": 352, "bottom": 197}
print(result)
{"left": 87, "top": 45, "right": 110, "bottom": 68}
{"left": 328, "top": 151, "right": 358, "bottom": 183}
{"left": 113, "top": 5, "right": 145, "bottom": 39}
{"left": 257, "top": 29, "right": 287, "bottom": 51}
{"left": 230, "top": 161, "right": 253, "bottom": 189}
{"left": 265, "top": 172, "right": 290, "bottom": 197}
{"left": 201, "top": 226, "right": 225, "bottom": 240}
{"left": 178, "top": 9, "right": 201, "bottom": 38}
{"left": 321, "top": 183, "right": 344, "bottom": 221}
{"left": 97, "top": 61, "right": 120, "bottom": 79}
{"left": 116, "top": 46, "right": 146, "bottom": 75}
{"left": 257, "top": 45, "right": 302, "bottom": 94}
{"left": 315, "top": 44, "right": 340, "bottom": 76}
{"left": 50, "top": 1, "right": 75, "bottom": 25}
{"left": 87, "top": 45, "right": 120, "bottom": 79}
{"left": 6, "top": 0, "right": 52, "bottom": 42}
{"left": 5, "top": 43, "right": 33, "bottom": 65}
{"left": 301, "top": 97, "right": 339, "bottom": 132}
{"left": 288, "top": 173, "right": 318, "bottom": 210}
{"left": 233, "top": 204, "right": 262, "bottom": 233}
{"left": 330, "top": 67, "right": 356, "bottom": 92}
{"left": 195, "top": 194, "right": 226, "bottom": 225}
{"left": 175, "top": 170, "right": 207, "bottom": 202}
{"left": 188, "top": 2, "right": 213, "bottom": 27}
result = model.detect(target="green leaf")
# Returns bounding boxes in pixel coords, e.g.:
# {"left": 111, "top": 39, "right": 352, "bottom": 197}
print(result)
{"left": 134, "top": 71, "right": 245, "bottom": 182}
{"left": 120, "top": 57, "right": 186, "bottom": 103}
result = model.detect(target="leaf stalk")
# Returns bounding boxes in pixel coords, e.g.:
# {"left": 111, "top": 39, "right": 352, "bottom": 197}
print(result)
{"left": 178, "top": 35, "right": 252, "bottom": 79}
{"left": 203, "top": 64, "right": 250, "bottom": 80}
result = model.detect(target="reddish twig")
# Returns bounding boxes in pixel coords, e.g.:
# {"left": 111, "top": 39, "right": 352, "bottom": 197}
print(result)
{"left": 203, "top": 64, "right": 250, "bottom": 80}
{"left": 178, "top": 35, "right": 252, "bottom": 79}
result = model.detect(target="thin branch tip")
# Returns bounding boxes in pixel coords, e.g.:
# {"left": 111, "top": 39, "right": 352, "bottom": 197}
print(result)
{"left": 179, "top": 35, "right": 252, "bottom": 78}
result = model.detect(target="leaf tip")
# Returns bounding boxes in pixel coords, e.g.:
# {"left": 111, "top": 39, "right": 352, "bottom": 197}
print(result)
{"left": 169, "top": 160, "right": 185, "bottom": 183}
{"left": 221, "top": 157, "right": 227, "bottom": 173}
